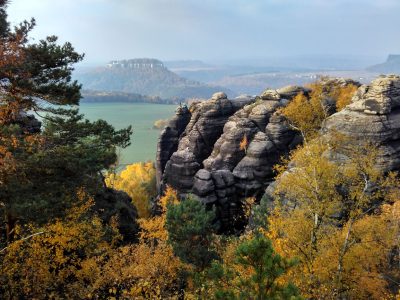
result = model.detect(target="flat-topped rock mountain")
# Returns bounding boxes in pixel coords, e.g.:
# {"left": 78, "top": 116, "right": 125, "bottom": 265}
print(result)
{"left": 75, "top": 58, "right": 230, "bottom": 100}
{"left": 156, "top": 75, "right": 400, "bottom": 232}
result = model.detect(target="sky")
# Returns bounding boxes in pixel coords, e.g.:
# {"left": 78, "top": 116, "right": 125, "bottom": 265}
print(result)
{"left": 6, "top": 0, "right": 400, "bottom": 65}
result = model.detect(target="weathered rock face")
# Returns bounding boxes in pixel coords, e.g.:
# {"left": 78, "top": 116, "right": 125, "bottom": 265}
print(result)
{"left": 16, "top": 111, "right": 42, "bottom": 133}
{"left": 258, "top": 75, "right": 400, "bottom": 223}
{"left": 157, "top": 78, "right": 400, "bottom": 233}
{"left": 156, "top": 105, "right": 191, "bottom": 191}
{"left": 94, "top": 188, "right": 139, "bottom": 243}
{"left": 323, "top": 75, "right": 400, "bottom": 172}
{"left": 158, "top": 93, "right": 255, "bottom": 196}
{"left": 157, "top": 89, "right": 303, "bottom": 232}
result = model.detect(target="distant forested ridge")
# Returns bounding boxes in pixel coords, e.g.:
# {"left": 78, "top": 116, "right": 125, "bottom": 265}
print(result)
{"left": 75, "top": 58, "right": 230, "bottom": 100}
{"left": 81, "top": 90, "right": 180, "bottom": 104}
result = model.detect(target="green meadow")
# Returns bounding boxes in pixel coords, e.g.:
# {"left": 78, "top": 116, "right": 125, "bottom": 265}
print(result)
{"left": 79, "top": 103, "right": 178, "bottom": 165}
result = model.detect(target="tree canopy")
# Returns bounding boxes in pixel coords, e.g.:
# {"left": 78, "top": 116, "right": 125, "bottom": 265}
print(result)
{"left": 0, "top": 0, "right": 132, "bottom": 244}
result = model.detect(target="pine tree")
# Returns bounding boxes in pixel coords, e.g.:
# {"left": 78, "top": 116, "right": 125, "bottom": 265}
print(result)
{"left": 166, "top": 197, "right": 218, "bottom": 270}
{"left": 0, "top": 0, "right": 132, "bottom": 244}
{"left": 203, "top": 234, "right": 302, "bottom": 300}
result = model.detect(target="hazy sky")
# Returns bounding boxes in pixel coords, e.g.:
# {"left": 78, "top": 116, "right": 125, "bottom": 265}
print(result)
{"left": 6, "top": 0, "right": 400, "bottom": 64}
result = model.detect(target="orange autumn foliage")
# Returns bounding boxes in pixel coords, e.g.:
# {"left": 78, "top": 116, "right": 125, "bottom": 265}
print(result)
{"left": 138, "top": 185, "right": 180, "bottom": 242}
{"left": 334, "top": 84, "right": 358, "bottom": 111}
{"left": 239, "top": 134, "right": 248, "bottom": 153}
{"left": 0, "top": 187, "right": 186, "bottom": 299}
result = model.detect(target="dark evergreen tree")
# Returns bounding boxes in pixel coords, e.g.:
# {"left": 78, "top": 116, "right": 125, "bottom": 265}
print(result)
{"left": 166, "top": 197, "right": 218, "bottom": 270}
{"left": 204, "top": 235, "right": 302, "bottom": 300}
{"left": 0, "top": 0, "right": 133, "bottom": 244}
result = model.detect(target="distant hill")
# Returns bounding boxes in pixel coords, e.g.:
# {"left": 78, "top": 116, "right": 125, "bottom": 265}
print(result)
{"left": 75, "top": 58, "right": 230, "bottom": 100}
{"left": 163, "top": 60, "right": 211, "bottom": 70}
{"left": 367, "top": 55, "right": 400, "bottom": 73}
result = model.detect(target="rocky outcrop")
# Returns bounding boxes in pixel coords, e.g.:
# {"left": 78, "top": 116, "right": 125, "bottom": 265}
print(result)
{"left": 323, "top": 75, "right": 400, "bottom": 171}
{"left": 16, "top": 111, "right": 42, "bottom": 133}
{"left": 157, "top": 89, "right": 304, "bottom": 232}
{"left": 157, "top": 76, "right": 400, "bottom": 233}
{"left": 156, "top": 105, "right": 191, "bottom": 191}
{"left": 94, "top": 188, "right": 139, "bottom": 243}
{"left": 257, "top": 75, "right": 400, "bottom": 223}
{"left": 159, "top": 93, "right": 255, "bottom": 196}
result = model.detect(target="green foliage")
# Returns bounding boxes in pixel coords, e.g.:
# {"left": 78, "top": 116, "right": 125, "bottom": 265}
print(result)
{"left": 251, "top": 195, "right": 271, "bottom": 232}
{"left": 0, "top": 3, "right": 132, "bottom": 245}
{"left": 166, "top": 197, "right": 218, "bottom": 269}
{"left": 203, "top": 234, "right": 302, "bottom": 300}
{"left": 1, "top": 108, "right": 132, "bottom": 229}
{"left": 0, "top": 0, "right": 8, "bottom": 37}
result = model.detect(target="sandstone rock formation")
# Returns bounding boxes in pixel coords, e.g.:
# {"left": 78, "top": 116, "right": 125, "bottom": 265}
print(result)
{"left": 323, "top": 75, "right": 400, "bottom": 171}
{"left": 157, "top": 90, "right": 303, "bottom": 231}
{"left": 15, "top": 111, "right": 42, "bottom": 133}
{"left": 156, "top": 105, "right": 191, "bottom": 191}
{"left": 157, "top": 76, "right": 400, "bottom": 232}
{"left": 157, "top": 93, "right": 255, "bottom": 196}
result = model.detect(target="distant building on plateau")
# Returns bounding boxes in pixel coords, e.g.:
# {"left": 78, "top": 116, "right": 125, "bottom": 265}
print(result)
{"left": 106, "top": 58, "right": 165, "bottom": 69}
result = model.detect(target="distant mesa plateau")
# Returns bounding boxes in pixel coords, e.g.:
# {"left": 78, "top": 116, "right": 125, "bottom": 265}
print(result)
{"left": 76, "top": 58, "right": 230, "bottom": 101}
{"left": 76, "top": 56, "right": 400, "bottom": 103}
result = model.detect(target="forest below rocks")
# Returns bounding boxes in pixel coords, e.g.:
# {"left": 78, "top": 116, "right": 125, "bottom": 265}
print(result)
{"left": 1, "top": 1, "right": 400, "bottom": 299}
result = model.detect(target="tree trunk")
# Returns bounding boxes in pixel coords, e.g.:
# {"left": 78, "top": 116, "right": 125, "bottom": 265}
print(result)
{"left": 5, "top": 212, "right": 17, "bottom": 243}
{"left": 336, "top": 219, "right": 353, "bottom": 300}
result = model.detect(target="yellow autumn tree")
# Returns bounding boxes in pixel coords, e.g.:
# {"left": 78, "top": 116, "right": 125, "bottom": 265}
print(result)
{"left": 139, "top": 185, "right": 179, "bottom": 242}
{"left": 91, "top": 241, "right": 184, "bottom": 299}
{"left": 0, "top": 191, "right": 117, "bottom": 299}
{"left": 106, "top": 161, "right": 156, "bottom": 218}
{"left": 281, "top": 79, "right": 359, "bottom": 141}
{"left": 266, "top": 137, "right": 400, "bottom": 299}
{"left": 280, "top": 92, "right": 323, "bottom": 141}
{"left": 91, "top": 186, "right": 185, "bottom": 299}
{"left": 333, "top": 84, "right": 358, "bottom": 111}
{"left": 268, "top": 199, "right": 400, "bottom": 299}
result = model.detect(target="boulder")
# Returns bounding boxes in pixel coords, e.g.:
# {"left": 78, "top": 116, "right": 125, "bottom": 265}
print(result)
{"left": 277, "top": 85, "right": 310, "bottom": 100}
{"left": 260, "top": 89, "right": 281, "bottom": 101}
{"left": 346, "top": 75, "right": 400, "bottom": 115}
{"left": 211, "top": 92, "right": 228, "bottom": 100}
{"left": 161, "top": 148, "right": 201, "bottom": 192}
